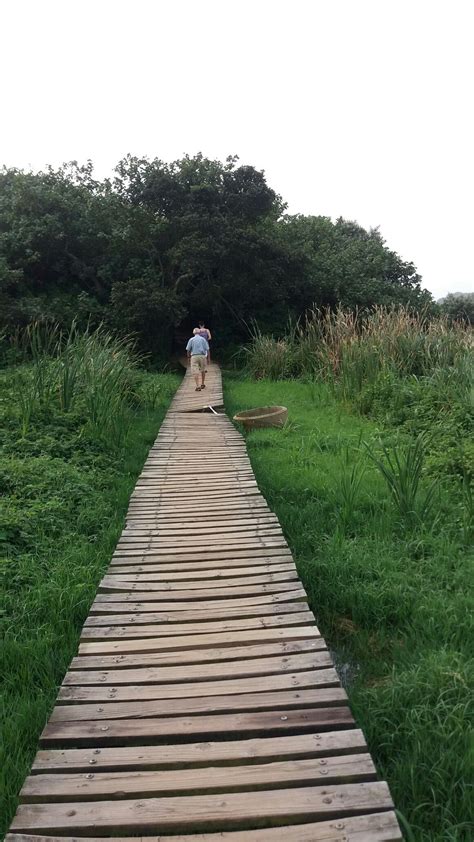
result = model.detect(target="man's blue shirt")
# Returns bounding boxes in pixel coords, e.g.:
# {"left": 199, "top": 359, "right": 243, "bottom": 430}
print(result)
{"left": 186, "top": 335, "right": 209, "bottom": 355}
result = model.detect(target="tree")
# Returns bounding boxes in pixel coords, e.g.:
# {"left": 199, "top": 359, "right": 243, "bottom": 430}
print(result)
{"left": 110, "top": 277, "right": 185, "bottom": 357}
{"left": 439, "top": 292, "right": 474, "bottom": 324}
{"left": 279, "top": 215, "right": 432, "bottom": 314}
{"left": 0, "top": 155, "right": 433, "bottom": 354}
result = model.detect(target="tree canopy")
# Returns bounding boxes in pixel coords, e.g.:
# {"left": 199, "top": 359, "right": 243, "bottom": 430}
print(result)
{"left": 0, "top": 154, "right": 434, "bottom": 357}
{"left": 439, "top": 292, "right": 474, "bottom": 325}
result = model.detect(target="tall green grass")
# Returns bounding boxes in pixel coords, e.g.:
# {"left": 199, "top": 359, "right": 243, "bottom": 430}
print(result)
{"left": 11, "top": 321, "right": 145, "bottom": 446}
{"left": 364, "top": 435, "right": 438, "bottom": 529}
{"left": 244, "top": 306, "right": 472, "bottom": 397}
{"left": 243, "top": 304, "right": 473, "bottom": 488}
{"left": 0, "top": 331, "right": 180, "bottom": 837}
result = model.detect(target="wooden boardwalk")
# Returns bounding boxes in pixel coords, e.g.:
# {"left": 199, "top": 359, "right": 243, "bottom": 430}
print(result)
{"left": 8, "top": 363, "right": 402, "bottom": 841}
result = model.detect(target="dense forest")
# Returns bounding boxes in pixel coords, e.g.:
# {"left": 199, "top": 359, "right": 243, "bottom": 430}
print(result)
{"left": 0, "top": 154, "right": 435, "bottom": 358}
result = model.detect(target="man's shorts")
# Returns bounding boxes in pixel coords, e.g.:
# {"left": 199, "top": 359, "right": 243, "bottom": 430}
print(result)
{"left": 191, "top": 354, "right": 207, "bottom": 373}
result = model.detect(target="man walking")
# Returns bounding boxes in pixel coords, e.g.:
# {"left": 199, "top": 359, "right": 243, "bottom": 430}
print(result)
{"left": 186, "top": 330, "right": 210, "bottom": 391}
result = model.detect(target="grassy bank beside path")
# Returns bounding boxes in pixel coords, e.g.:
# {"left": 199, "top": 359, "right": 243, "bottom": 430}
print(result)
{"left": 1, "top": 367, "right": 180, "bottom": 838}
{"left": 225, "top": 375, "right": 473, "bottom": 842}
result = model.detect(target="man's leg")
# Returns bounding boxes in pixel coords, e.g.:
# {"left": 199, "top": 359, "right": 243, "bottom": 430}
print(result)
{"left": 191, "top": 357, "right": 201, "bottom": 389}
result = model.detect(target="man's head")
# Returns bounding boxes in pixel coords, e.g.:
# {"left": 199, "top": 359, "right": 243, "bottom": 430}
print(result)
{"left": 193, "top": 327, "right": 200, "bottom": 335}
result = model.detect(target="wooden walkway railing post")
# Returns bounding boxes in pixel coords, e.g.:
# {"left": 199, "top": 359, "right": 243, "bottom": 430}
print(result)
{"left": 7, "top": 362, "right": 402, "bottom": 841}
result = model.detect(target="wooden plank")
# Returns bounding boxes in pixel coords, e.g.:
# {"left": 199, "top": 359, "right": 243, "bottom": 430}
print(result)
{"left": 31, "top": 729, "right": 368, "bottom": 772}
{"left": 86, "top": 602, "right": 307, "bottom": 622}
{"left": 112, "top": 547, "right": 293, "bottom": 566}
{"left": 116, "top": 525, "right": 281, "bottom": 540}
{"left": 131, "top": 483, "right": 261, "bottom": 498}
{"left": 107, "top": 561, "right": 296, "bottom": 575}
{"left": 51, "top": 686, "right": 346, "bottom": 721}
{"left": 127, "top": 498, "right": 268, "bottom": 509}
{"left": 99, "top": 573, "right": 298, "bottom": 594}
{"left": 84, "top": 602, "right": 307, "bottom": 625}
{"left": 93, "top": 584, "right": 305, "bottom": 602}
{"left": 58, "top": 664, "right": 337, "bottom": 704}
{"left": 104, "top": 564, "right": 294, "bottom": 580}
{"left": 40, "top": 708, "right": 355, "bottom": 747}
{"left": 21, "top": 754, "right": 376, "bottom": 801}
{"left": 126, "top": 505, "right": 272, "bottom": 528}
{"left": 110, "top": 544, "right": 289, "bottom": 560}
{"left": 80, "top": 612, "right": 313, "bottom": 638}
{"left": 136, "top": 471, "right": 255, "bottom": 482}
{"left": 119, "top": 524, "right": 282, "bottom": 538}
{"left": 123, "top": 521, "right": 279, "bottom": 532}
{"left": 6, "top": 811, "right": 403, "bottom": 839}
{"left": 125, "top": 510, "right": 273, "bottom": 522}
{"left": 70, "top": 638, "right": 327, "bottom": 672}
{"left": 64, "top": 641, "right": 332, "bottom": 685}
{"left": 91, "top": 588, "right": 308, "bottom": 610}
{"left": 133, "top": 480, "right": 258, "bottom": 490}
{"left": 125, "top": 511, "right": 272, "bottom": 522}
{"left": 148, "top": 445, "right": 239, "bottom": 450}
{"left": 78, "top": 627, "right": 320, "bottom": 656}
{"left": 125, "top": 510, "right": 278, "bottom": 534}
{"left": 133, "top": 482, "right": 258, "bottom": 493}
{"left": 99, "top": 572, "right": 298, "bottom": 592}
{"left": 111, "top": 556, "right": 293, "bottom": 570}
{"left": 10, "top": 782, "right": 393, "bottom": 833}
{"left": 114, "top": 536, "right": 286, "bottom": 551}
{"left": 141, "top": 461, "right": 251, "bottom": 469}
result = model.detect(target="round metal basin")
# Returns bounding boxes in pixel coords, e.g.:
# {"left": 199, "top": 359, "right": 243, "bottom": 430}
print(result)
{"left": 233, "top": 405, "right": 288, "bottom": 430}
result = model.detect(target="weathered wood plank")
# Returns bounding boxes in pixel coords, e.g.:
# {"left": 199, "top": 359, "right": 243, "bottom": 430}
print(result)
{"left": 110, "top": 549, "right": 293, "bottom": 565}
{"left": 110, "top": 543, "right": 289, "bottom": 559}
{"left": 78, "top": 626, "right": 320, "bottom": 656}
{"left": 91, "top": 589, "right": 308, "bottom": 610}
{"left": 6, "top": 811, "right": 403, "bottom": 839}
{"left": 84, "top": 602, "right": 307, "bottom": 625}
{"left": 124, "top": 518, "right": 277, "bottom": 527}
{"left": 51, "top": 686, "right": 346, "bottom": 721}
{"left": 113, "top": 537, "right": 287, "bottom": 553}
{"left": 31, "top": 729, "right": 368, "bottom": 772}
{"left": 93, "top": 584, "right": 305, "bottom": 603}
{"left": 21, "top": 754, "right": 376, "bottom": 802}
{"left": 99, "top": 572, "right": 298, "bottom": 592}
{"left": 80, "top": 611, "right": 312, "bottom": 639}
{"left": 69, "top": 639, "right": 326, "bottom": 671}
{"left": 104, "top": 556, "right": 295, "bottom": 581}
{"left": 59, "top": 665, "right": 336, "bottom": 700}
{"left": 10, "top": 782, "right": 393, "bottom": 833}
{"left": 40, "top": 707, "right": 355, "bottom": 747}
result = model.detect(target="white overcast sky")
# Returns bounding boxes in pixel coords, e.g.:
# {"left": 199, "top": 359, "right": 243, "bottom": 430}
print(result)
{"left": 1, "top": 0, "right": 473, "bottom": 300}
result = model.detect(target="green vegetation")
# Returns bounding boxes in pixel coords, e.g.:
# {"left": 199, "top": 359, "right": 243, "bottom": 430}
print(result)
{"left": 0, "top": 156, "right": 432, "bottom": 358}
{"left": 225, "top": 310, "right": 473, "bottom": 841}
{"left": 439, "top": 292, "right": 474, "bottom": 325}
{"left": 226, "top": 378, "right": 472, "bottom": 841}
{"left": 0, "top": 326, "right": 179, "bottom": 837}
